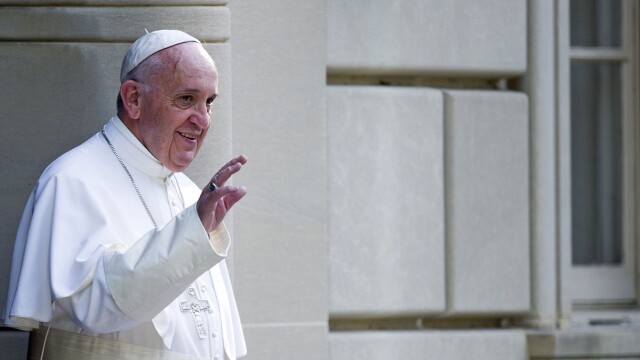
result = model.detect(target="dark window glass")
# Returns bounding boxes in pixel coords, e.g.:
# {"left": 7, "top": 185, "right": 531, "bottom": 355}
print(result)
{"left": 571, "top": 62, "right": 623, "bottom": 265}
{"left": 571, "top": 0, "right": 621, "bottom": 47}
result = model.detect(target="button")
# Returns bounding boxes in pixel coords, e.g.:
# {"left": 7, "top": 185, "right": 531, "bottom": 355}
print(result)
{"left": 201, "top": 286, "right": 206, "bottom": 292}
{"left": 214, "top": 356, "right": 220, "bottom": 360}
{"left": 212, "top": 331, "right": 218, "bottom": 338}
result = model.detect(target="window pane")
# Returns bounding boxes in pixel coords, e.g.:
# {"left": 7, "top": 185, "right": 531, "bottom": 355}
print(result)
{"left": 570, "top": 0, "right": 621, "bottom": 47}
{"left": 571, "top": 62, "right": 622, "bottom": 265}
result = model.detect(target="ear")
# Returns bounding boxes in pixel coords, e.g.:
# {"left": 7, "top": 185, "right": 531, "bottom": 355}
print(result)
{"left": 120, "top": 80, "right": 142, "bottom": 120}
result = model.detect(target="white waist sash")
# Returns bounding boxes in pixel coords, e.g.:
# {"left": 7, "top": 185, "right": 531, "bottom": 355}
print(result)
{"left": 30, "top": 328, "right": 208, "bottom": 360}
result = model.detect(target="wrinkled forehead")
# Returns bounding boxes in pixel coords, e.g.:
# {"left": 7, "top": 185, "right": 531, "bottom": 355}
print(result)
{"left": 147, "top": 43, "right": 219, "bottom": 94}
{"left": 159, "top": 43, "right": 217, "bottom": 76}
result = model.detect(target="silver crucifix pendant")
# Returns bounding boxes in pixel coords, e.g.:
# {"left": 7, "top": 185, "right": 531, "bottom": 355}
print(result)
{"left": 179, "top": 287, "right": 212, "bottom": 339}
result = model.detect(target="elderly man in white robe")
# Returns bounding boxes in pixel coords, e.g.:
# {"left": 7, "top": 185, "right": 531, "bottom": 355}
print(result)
{"left": 3, "top": 30, "right": 247, "bottom": 360}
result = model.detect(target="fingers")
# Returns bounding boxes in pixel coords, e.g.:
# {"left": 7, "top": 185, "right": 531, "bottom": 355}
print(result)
{"left": 221, "top": 185, "right": 247, "bottom": 209}
{"left": 197, "top": 185, "right": 247, "bottom": 232}
{"left": 222, "top": 154, "right": 248, "bottom": 168}
{"left": 198, "top": 155, "right": 248, "bottom": 232}
{"left": 207, "top": 184, "right": 245, "bottom": 201}
{"left": 216, "top": 155, "right": 248, "bottom": 178}
{"left": 208, "top": 155, "right": 248, "bottom": 188}
{"left": 210, "top": 163, "right": 241, "bottom": 188}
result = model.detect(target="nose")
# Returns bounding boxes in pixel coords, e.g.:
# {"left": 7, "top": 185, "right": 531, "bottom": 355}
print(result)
{"left": 190, "top": 102, "right": 211, "bottom": 129}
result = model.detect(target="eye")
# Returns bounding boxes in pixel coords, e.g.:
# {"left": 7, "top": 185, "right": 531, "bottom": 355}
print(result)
{"left": 180, "top": 95, "right": 193, "bottom": 103}
{"left": 205, "top": 97, "right": 215, "bottom": 111}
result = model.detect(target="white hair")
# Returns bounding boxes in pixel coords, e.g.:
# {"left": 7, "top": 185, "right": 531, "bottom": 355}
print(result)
{"left": 116, "top": 52, "right": 167, "bottom": 114}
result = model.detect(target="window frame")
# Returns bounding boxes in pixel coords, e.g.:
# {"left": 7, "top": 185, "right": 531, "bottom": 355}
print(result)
{"left": 568, "top": 0, "right": 639, "bottom": 305}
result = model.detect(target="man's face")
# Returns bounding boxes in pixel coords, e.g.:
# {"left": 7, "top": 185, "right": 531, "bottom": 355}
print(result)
{"left": 136, "top": 43, "right": 219, "bottom": 172}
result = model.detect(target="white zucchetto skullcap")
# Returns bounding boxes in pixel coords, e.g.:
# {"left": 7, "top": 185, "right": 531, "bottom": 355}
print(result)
{"left": 120, "top": 29, "right": 200, "bottom": 82}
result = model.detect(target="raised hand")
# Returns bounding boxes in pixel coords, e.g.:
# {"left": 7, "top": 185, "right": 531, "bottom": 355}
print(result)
{"left": 196, "top": 155, "right": 248, "bottom": 232}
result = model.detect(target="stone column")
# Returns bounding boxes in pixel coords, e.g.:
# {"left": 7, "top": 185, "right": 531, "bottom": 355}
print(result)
{"left": 523, "top": 0, "right": 559, "bottom": 327}
{"left": 228, "top": 1, "right": 330, "bottom": 359}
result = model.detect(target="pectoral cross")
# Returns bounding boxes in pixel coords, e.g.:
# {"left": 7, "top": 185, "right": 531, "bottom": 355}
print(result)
{"left": 180, "top": 287, "right": 211, "bottom": 339}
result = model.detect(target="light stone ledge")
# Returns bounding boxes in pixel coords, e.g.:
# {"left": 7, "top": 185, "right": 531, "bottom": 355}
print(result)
{"left": 327, "top": 65, "right": 525, "bottom": 79}
{"left": 528, "top": 327, "right": 640, "bottom": 359}
{"left": 327, "top": 74, "right": 502, "bottom": 89}
{"left": 327, "top": 0, "right": 527, "bottom": 78}
{"left": 330, "top": 329, "right": 527, "bottom": 360}
{"left": 243, "top": 323, "right": 329, "bottom": 360}
{"left": 0, "top": 1, "right": 227, "bottom": 5}
{"left": 0, "top": 6, "right": 229, "bottom": 42}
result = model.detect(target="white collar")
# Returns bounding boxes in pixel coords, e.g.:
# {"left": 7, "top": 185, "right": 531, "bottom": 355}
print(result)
{"left": 103, "top": 116, "right": 173, "bottom": 179}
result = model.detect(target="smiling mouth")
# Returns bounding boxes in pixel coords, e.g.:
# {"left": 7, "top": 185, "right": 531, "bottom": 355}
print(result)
{"left": 178, "top": 132, "right": 196, "bottom": 140}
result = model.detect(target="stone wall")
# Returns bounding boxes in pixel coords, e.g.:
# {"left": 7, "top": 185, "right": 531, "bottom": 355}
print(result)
{"left": 4, "top": 1, "right": 639, "bottom": 360}
{"left": 326, "top": 0, "right": 531, "bottom": 358}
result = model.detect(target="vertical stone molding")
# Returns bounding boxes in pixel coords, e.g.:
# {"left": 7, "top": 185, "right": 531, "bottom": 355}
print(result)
{"left": 524, "top": 0, "right": 559, "bottom": 327}
{"left": 229, "top": 1, "right": 330, "bottom": 358}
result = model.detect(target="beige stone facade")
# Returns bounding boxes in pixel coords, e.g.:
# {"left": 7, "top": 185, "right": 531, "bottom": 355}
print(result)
{"left": 2, "top": 1, "right": 640, "bottom": 359}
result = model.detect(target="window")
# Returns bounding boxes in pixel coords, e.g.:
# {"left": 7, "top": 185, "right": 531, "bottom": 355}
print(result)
{"left": 570, "top": 0, "right": 638, "bottom": 304}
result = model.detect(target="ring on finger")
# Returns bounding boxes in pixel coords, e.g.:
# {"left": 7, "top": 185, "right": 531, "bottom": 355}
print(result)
{"left": 208, "top": 182, "right": 217, "bottom": 192}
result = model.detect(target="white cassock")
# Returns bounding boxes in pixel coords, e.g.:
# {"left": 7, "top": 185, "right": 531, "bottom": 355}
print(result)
{"left": 2, "top": 116, "right": 246, "bottom": 360}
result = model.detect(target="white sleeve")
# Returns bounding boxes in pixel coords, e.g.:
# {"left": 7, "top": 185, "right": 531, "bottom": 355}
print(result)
{"left": 55, "top": 204, "right": 230, "bottom": 333}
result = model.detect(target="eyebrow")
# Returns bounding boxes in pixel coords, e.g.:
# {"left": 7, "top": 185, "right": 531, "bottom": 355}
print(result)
{"left": 180, "top": 88, "right": 217, "bottom": 95}
{"left": 179, "top": 88, "right": 203, "bottom": 94}
{"left": 176, "top": 89, "right": 218, "bottom": 101}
